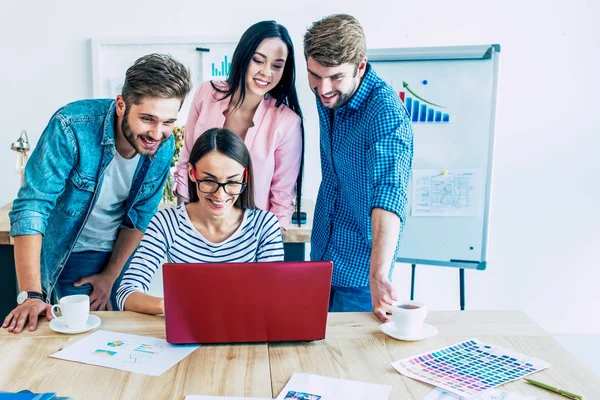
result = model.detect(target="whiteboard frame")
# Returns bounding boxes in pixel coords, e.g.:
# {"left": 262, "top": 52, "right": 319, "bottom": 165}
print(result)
{"left": 91, "top": 35, "right": 238, "bottom": 98}
{"left": 367, "top": 44, "right": 501, "bottom": 271}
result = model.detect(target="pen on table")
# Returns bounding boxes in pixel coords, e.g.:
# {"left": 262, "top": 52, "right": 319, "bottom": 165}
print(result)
{"left": 524, "top": 378, "right": 583, "bottom": 400}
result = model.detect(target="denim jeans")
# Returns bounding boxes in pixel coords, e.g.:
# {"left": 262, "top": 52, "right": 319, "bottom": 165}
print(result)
{"left": 55, "top": 250, "right": 128, "bottom": 310}
{"left": 328, "top": 285, "right": 373, "bottom": 312}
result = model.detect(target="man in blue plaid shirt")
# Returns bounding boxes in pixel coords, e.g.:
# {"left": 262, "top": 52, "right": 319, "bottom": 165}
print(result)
{"left": 304, "top": 14, "right": 414, "bottom": 322}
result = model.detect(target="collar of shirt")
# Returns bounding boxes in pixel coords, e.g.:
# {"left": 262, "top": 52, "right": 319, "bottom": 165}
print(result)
{"left": 342, "top": 62, "right": 376, "bottom": 111}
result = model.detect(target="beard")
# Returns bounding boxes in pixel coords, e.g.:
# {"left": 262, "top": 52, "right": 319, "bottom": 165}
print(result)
{"left": 315, "top": 76, "right": 359, "bottom": 110}
{"left": 121, "top": 106, "right": 163, "bottom": 157}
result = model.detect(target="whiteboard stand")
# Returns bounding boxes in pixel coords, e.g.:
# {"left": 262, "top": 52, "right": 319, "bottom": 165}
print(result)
{"left": 409, "top": 260, "right": 476, "bottom": 310}
{"left": 368, "top": 44, "right": 501, "bottom": 310}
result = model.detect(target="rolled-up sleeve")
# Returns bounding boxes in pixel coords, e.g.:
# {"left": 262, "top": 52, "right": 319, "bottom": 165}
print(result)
{"left": 367, "top": 103, "right": 413, "bottom": 222}
{"left": 10, "top": 114, "right": 75, "bottom": 236}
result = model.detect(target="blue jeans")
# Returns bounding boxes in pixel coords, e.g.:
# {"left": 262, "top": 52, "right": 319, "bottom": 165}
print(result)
{"left": 55, "top": 251, "right": 128, "bottom": 310}
{"left": 328, "top": 286, "right": 373, "bottom": 312}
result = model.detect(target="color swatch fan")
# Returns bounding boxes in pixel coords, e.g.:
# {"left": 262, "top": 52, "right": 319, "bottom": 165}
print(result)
{"left": 391, "top": 338, "right": 551, "bottom": 398}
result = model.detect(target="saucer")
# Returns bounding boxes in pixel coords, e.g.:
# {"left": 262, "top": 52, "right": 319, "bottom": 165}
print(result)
{"left": 49, "top": 314, "right": 101, "bottom": 334}
{"left": 379, "top": 321, "right": 438, "bottom": 341}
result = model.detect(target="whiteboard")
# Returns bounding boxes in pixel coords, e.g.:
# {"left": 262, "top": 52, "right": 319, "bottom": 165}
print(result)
{"left": 91, "top": 36, "right": 237, "bottom": 126}
{"left": 368, "top": 45, "right": 500, "bottom": 270}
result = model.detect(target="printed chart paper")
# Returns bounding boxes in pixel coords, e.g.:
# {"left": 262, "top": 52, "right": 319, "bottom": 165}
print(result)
{"left": 424, "top": 387, "right": 547, "bottom": 400}
{"left": 51, "top": 330, "right": 199, "bottom": 376}
{"left": 411, "top": 169, "right": 483, "bottom": 217}
{"left": 391, "top": 339, "right": 550, "bottom": 399}
{"left": 275, "top": 373, "right": 391, "bottom": 400}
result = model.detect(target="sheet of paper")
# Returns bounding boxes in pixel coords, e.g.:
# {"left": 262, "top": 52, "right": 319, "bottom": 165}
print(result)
{"left": 411, "top": 169, "right": 483, "bottom": 217}
{"left": 274, "top": 373, "right": 391, "bottom": 400}
{"left": 185, "top": 397, "right": 272, "bottom": 400}
{"left": 392, "top": 338, "right": 551, "bottom": 399}
{"left": 423, "top": 387, "right": 547, "bottom": 400}
{"left": 50, "top": 329, "right": 199, "bottom": 376}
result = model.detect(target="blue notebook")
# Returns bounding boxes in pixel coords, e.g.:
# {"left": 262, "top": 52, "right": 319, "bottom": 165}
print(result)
{"left": 0, "top": 391, "right": 72, "bottom": 400}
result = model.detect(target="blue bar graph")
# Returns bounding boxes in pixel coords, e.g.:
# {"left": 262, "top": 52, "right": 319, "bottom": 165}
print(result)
{"left": 427, "top": 109, "right": 434, "bottom": 122}
{"left": 419, "top": 104, "right": 427, "bottom": 122}
{"left": 399, "top": 90, "right": 450, "bottom": 123}
{"left": 211, "top": 55, "right": 231, "bottom": 77}
{"left": 412, "top": 100, "right": 420, "bottom": 122}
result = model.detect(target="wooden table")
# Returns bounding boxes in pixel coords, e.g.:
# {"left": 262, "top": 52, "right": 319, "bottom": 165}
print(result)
{"left": 1, "top": 311, "right": 598, "bottom": 399}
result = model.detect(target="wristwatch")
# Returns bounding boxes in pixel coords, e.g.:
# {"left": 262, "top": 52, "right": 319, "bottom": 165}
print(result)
{"left": 16, "top": 291, "right": 43, "bottom": 305}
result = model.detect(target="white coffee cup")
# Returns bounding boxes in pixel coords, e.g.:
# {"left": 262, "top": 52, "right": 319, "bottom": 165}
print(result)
{"left": 51, "top": 294, "right": 90, "bottom": 329}
{"left": 392, "top": 300, "right": 427, "bottom": 337}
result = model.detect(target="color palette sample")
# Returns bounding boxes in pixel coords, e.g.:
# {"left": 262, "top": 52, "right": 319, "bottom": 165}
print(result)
{"left": 391, "top": 339, "right": 551, "bottom": 398}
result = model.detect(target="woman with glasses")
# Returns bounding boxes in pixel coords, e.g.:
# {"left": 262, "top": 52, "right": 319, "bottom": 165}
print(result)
{"left": 172, "top": 20, "right": 304, "bottom": 229}
{"left": 116, "top": 128, "right": 284, "bottom": 314}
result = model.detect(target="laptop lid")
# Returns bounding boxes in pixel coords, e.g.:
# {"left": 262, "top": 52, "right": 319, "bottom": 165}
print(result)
{"left": 163, "top": 261, "right": 333, "bottom": 344}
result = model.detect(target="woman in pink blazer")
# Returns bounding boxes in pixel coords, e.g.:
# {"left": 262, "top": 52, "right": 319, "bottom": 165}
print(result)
{"left": 173, "top": 21, "right": 304, "bottom": 229}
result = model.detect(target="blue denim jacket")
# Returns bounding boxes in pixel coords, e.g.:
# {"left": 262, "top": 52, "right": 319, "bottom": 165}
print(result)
{"left": 9, "top": 99, "right": 174, "bottom": 300}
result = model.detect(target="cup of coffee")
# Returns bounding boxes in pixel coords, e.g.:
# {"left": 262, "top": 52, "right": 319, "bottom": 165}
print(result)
{"left": 391, "top": 300, "right": 427, "bottom": 337}
{"left": 51, "top": 294, "right": 90, "bottom": 329}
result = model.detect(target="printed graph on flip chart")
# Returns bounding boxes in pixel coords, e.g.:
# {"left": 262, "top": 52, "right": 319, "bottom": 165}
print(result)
{"left": 211, "top": 54, "right": 231, "bottom": 77}
{"left": 391, "top": 339, "right": 551, "bottom": 398}
{"left": 398, "top": 80, "right": 451, "bottom": 123}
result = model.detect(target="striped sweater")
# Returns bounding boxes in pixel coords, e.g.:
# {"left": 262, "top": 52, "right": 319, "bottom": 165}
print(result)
{"left": 116, "top": 204, "right": 284, "bottom": 310}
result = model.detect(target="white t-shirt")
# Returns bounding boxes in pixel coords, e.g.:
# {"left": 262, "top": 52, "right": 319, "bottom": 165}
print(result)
{"left": 73, "top": 151, "right": 140, "bottom": 252}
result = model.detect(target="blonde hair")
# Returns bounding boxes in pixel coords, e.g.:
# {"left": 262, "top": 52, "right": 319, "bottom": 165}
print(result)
{"left": 304, "top": 14, "right": 366, "bottom": 67}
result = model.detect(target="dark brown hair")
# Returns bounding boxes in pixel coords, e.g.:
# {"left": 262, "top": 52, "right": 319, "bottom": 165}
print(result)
{"left": 187, "top": 128, "right": 256, "bottom": 210}
{"left": 121, "top": 53, "right": 191, "bottom": 106}
{"left": 212, "top": 21, "right": 304, "bottom": 224}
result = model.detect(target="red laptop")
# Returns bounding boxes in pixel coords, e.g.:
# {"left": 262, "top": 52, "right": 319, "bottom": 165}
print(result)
{"left": 162, "top": 261, "right": 333, "bottom": 344}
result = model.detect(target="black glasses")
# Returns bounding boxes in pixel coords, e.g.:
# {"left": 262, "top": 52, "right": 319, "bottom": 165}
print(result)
{"left": 195, "top": 179, "right": 247, "bottom": 195}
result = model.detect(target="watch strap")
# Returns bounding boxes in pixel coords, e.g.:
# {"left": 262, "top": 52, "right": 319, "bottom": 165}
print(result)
{"left": 26, "top": 291, "right": 43, "bottom": 301}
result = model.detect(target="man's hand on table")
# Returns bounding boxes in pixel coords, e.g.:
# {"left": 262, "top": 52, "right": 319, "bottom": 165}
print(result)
{"left": 370, "top": 274, "right": 396, "bottom": 323}
{"left": 2, "top": 299, "right": 52, "bottom": 333}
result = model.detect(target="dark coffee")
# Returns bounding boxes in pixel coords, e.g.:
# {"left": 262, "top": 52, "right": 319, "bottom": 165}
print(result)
{"left": 397, "top": 304, "right": 420, "bottom": 310}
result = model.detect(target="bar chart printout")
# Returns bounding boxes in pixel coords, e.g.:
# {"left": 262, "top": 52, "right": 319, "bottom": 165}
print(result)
{"left": 211, "top": 55, "right": 231, "bottom": 77}
{"left": 398, "top": 90, "right": 450, "bottom": 123}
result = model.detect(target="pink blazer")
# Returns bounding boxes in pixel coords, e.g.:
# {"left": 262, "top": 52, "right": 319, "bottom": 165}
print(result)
{"left": 173, "top": 81, "right": 303, "bottom": 228}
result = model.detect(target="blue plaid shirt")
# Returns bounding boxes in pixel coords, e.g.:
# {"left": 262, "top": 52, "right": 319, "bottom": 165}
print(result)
{"left": 310, "top": 64, "right": 414, "bottom": 287}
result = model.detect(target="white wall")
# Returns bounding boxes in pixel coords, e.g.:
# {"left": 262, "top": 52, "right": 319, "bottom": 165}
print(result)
{"left": 1, "top": 0, "right": 598, "bottom": 334}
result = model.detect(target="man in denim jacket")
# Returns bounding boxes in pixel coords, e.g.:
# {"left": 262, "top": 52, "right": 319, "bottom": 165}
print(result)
{"left": 2, "top": 54, "right": 191, "bottom": 333}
